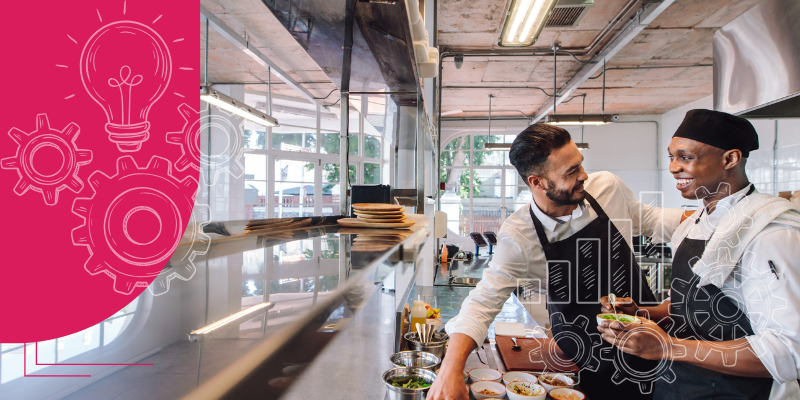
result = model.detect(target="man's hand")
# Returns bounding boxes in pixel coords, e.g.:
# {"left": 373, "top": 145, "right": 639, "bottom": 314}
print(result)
{"left": 600, "top": 295, "right": 639, "bottom": 316}
{"left": 425, "top": 368, "right": 468, "bottom": 400}
{"left": 597, "top": 317, "right": 679, "bottom": 361}
{"left": 426, "top": 333, "right": 475, "bottom": 400}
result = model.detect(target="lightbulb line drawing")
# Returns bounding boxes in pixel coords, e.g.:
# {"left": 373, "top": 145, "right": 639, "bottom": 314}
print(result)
{"left": 79, "top": 20, "right": 172, "bottom": 153}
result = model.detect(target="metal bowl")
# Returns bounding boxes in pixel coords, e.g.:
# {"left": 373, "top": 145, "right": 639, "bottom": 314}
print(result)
{"left": 383, "top": 367, "right": 437, "bottom": 400}
{"left": 404, "top": 331, "right": 449, "bottom": 359}
{"left": 390, "top": 351, "right": 441, "bottom": 371}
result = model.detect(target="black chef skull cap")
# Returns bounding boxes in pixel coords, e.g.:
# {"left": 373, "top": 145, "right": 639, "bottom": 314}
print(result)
{"left": 673, "top": 109, "right": 759, "bottom": 158}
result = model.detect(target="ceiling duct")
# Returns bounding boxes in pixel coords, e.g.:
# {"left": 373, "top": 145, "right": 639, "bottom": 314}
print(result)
{"left": 713, "top": 0, "right": 800, "bottom": 118}
{"left": 545, "top": 0, "right": 593, "bottom": 28}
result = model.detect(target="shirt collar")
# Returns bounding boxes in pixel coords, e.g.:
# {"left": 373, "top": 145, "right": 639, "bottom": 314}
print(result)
{"left": 530, "top": 199, "right": 588, "bottom": 232}
{"left": 701, "top": 183, "right": 756, "bottom": 227}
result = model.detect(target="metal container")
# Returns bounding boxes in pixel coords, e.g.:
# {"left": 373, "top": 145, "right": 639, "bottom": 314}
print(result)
{"left": 404, "top": 331, "right": 449, "bottom": 359}
{"left": 383, "top": 367, "right": 437, "bottom": 400}
{"left": 389, "top": 351, "right": 441, "bottom": 371}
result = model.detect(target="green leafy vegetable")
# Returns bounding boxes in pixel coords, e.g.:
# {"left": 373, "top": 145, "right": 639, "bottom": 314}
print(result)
{"left": 390, "top": 377, "right": 431, "bottom": 389}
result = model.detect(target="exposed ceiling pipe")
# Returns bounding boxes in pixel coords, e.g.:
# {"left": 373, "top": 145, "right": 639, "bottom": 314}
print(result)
{"left": 529, "top": 0, "right": 677, "bottom": 123}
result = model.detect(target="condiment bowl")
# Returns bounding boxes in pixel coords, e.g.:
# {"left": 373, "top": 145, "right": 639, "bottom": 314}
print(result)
{"left": 536, "top": 373, "right": 574, "bottom": 392}
{"left": 469, "top": 380, "right": 506, "bottom": 399}
{"left": 502, "top": 371, "right": 537, "bottom": 386}
{"left": 549, "top": 388, "right": 586, "bottom": 400}
{"left": 596, "top": 313, "right": 641, "bottom": 326}
{"left": 382, "top": 367, "right": 436, "bottom": 400}
{"left": 506, "top": 381, "right": 547, "bottom": 400}
{"left": 468, "top": 367, "right": 502, "bottom": 383}
{"left": 389, "top": 351, "right": 440, "bottom": 371}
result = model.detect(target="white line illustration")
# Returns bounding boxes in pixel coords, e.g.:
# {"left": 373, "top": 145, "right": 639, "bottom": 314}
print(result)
{"left": 536, "top": 313, "right": 602, "bottom": 372}
{"left": 148, "top": 201, "right": 210, "bottom": 296}
{"left": 71, "top": 156, "right": 198, "bottom": 295}
{"left": 80, "top": 21, "right": 172, "bottom": 152}
{"left": 167, "top": 103, "right": 245, "bottom": 186}
{"left": 1, "top": 114, "right": 93, "bottom": 206}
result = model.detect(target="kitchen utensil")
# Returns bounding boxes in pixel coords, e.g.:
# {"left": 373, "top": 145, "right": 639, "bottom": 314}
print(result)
{"left": 389, "top": 351, "right": 440, "bottom": 371}
{"left": 609, "top": 293, "right": 617, "bottom": 315}
{"left": 404, "top": 331, "right": 448, "bottom": 359}
{"left": 382, "top": 367, "right": 436, "bottom": 400}
{"left": 352, "top": 203, "right": 403, "bottom": 211}
{"left": 511, "top": 337, "right": 521, "bottom": 351}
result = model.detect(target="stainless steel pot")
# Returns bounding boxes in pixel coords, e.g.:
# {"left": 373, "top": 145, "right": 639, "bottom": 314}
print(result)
{"left": 404, "top": 331, "right": 449, "bottom": 359}
{"left": 389, "top": 351, "right": 441, "bottom": 371}
{"left": 383, "top": 367, "right": 437, "bottom": 400}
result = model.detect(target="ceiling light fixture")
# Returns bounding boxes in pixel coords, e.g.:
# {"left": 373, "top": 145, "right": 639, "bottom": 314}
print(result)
{"left": 201, "top": 86, "right": 279, "bottom": 127}
{"left": 499, "top": 0, "right": 559, "bottom": 47}
{"left": 544, "top": 114, "right": 618, "bottom": 125}
{"left": 441, "top": 109, "right": 464, "bottom": 116}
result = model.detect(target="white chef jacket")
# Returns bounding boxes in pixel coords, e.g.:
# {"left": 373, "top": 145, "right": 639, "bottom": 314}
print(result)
{"left": 671, "top": 184, "right": 800, "bottom": 399}
{"left": 446, "top": 171, "right": 684, "bottom": 347}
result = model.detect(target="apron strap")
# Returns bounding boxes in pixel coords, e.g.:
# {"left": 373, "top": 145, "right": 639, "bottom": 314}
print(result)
{"left": 528, "top": 192, "right": 605, "bottom": 252}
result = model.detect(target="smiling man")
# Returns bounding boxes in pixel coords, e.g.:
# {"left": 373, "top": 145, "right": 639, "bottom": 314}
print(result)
{"left": 598, "top": 109, "right": 800, "bottom": 399}
{"left": 428, "top": 123, "right": 690, "bottom": 400}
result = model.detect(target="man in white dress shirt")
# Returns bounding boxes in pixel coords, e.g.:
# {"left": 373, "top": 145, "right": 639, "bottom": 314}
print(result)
{"left": 598, "top": 109, "right": 800, "bottom": 399}
{"left": 428, "top": 124, "right": 689, "bottom": 400}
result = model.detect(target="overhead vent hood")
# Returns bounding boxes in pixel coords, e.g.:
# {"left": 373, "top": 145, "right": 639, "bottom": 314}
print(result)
{"left": 545, "top": 0, "right": 593, "bottom": 28}
{"left": 713, "top": 0, "right": 800, "bottom": 118}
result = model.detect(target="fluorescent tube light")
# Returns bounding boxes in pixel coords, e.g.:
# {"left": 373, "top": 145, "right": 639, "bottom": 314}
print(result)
{"left": 201, "top": 86, "right": 279, "bottom": 127}
{"left": 576, "top": 142, "right": 590, "bottom": 150}
{"left": 500, "top": 0, "right": 559, "bottom": 47}
{"left": 188, "top": 302, "right": 274, "bottom": 341}
{"left": 441, "top": 109, "right": 464, "bottom": 116}
{"left": 544, "top": 114, "right": 618, "bottom": 125}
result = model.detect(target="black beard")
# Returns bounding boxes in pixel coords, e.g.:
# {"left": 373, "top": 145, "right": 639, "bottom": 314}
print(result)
{"left": 546, "top": 180, "right": 586, "bottom": 206}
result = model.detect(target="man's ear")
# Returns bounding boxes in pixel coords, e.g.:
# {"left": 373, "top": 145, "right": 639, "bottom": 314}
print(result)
{"left": 528, "top": 174, "right": 547, "bottom": 191}
{"left": 722, "top": 149, "right": 743, "bottom": 170}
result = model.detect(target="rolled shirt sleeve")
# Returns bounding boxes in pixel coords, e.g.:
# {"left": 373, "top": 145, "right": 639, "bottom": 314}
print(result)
{"left": 741, "top": 226, "right": 800, "bottom": 383}
{"left": 445, "top": 226, "right": 543, "bottom": 347}
{"left": 614, "top": 174, "right": 684, "bottom": 243}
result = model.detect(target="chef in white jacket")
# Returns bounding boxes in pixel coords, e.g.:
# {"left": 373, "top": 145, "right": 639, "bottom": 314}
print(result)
{"left": 428, "top": 124, "right": 689, "bottom": 400}
{"left": 598, "top": 109, "right": 800, "bottom": 399}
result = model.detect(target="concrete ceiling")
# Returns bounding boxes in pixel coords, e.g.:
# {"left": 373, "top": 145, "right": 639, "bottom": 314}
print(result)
{"left": 199, "top": 0, "right": 763, "bottom": 118}
{"left": 438, "top": 0, "right": 764, "bottom": 118}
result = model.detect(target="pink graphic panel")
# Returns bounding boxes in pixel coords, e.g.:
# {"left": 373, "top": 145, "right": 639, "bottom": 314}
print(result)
{"left": 0, "top": 0, "right": 199, "bottom": 343}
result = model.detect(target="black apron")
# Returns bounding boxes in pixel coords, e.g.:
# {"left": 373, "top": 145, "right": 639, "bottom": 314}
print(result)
{"left": 656, "top": 186, "right": 773, "bottom": 400}
{"left": 530, "top": 193, "right": 658, "bottom": 400}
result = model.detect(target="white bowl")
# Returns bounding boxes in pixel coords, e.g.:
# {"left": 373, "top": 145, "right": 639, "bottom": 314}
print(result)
{"left": 507, "top": 381, "right": 547, "bottom": 400}
{"left": 502, "top": 371, "right": 538, "bottom": 386}
{"left": 596, "top": 313, "right": 641, "bottom": 326}
{"left": 537, "top": 373, "right": 574, "bottom": 392}
{"left": 549, "top": 388, "right": 586, "bottom": 400}
{"left": 468, "top": 367, "right": 502, "bottom": 383}
{"left": 470, "top": 380, "right": 506, "bottom": 399}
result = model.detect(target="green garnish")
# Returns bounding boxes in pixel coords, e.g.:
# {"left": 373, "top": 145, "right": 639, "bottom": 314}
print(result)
{"left": 390, "top": 377, "right": 431, "bottom": 389}
{"left": 600, "top": 314, "right": 636, "bottom": 322}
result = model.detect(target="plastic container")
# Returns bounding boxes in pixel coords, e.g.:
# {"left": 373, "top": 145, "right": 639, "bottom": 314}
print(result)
{"left": 410, "top": 300, "right": 427, "bottom": 332}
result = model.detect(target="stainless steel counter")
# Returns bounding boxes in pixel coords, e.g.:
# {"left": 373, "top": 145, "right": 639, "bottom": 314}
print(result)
{"left": 0, "top": 217, "right": 430, "bottom": 400}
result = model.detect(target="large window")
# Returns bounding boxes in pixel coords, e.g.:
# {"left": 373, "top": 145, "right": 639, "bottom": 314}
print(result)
{"left": 0, "top": 298, "right": 139, "bottom": 384}
{"left": 243, "top": 91, "right": 391, "bottom": 219}
{"left": 440, "top": 134, "right": 530, "bottom": 236}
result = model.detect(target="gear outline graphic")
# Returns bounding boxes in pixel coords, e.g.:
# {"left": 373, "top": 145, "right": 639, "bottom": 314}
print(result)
{"left": 147, "top": 201, "right": 210, "bottom": 296}
{"left": 531, "top": 313, "right": 602, "bottom": 373}
{"left": 670, "top": 250, "right": 788, "bottom": 367}
{"left": 1, "top": 114, "right": 93, "bottom": 205}
{"left": 693, "top": 182, "right": 753, "bottom": 251}
{"left": 599, "top": 313, "right": 685, "bottom": 394}
{"left": 166, "top": 103, "right": 245, "bottom": 186}
{"left": 72, "top": 155, "right": 199, "bottom": 295}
